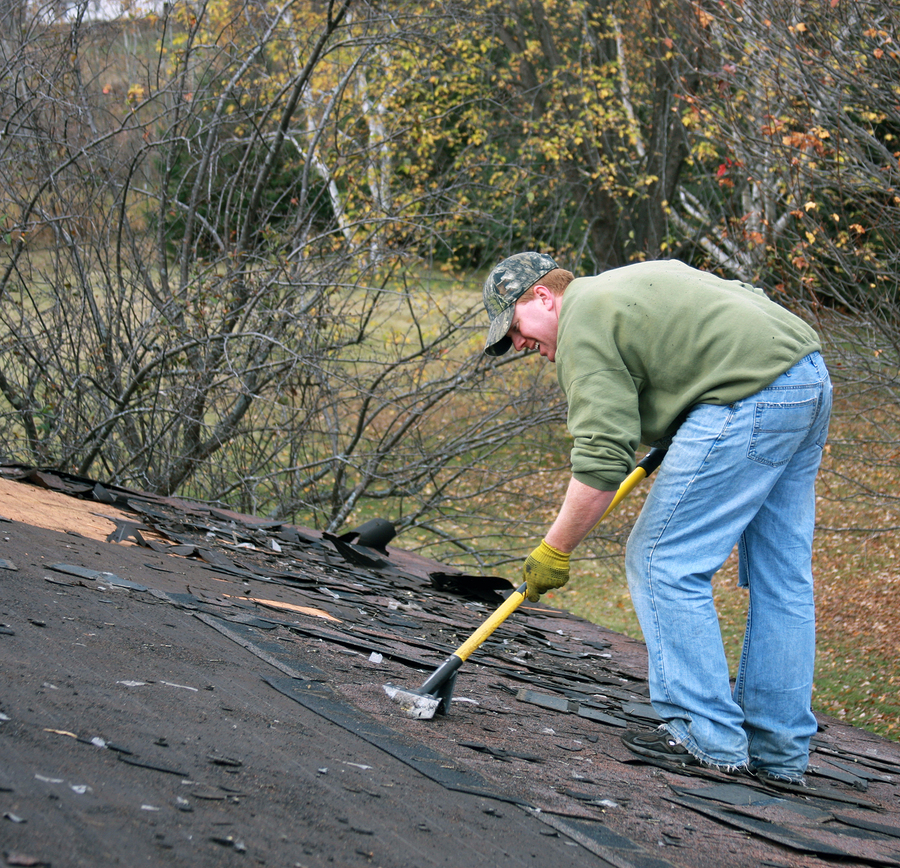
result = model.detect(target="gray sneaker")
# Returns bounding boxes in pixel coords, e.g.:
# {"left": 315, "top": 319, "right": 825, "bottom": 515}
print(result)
{"left": 621, "top": 730, "right": 698, "bottom": 765}
{"left": 753, "top": 769, "right": 811, "bottom": 790}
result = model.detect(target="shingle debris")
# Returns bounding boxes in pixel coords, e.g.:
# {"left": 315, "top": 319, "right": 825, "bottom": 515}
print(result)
{"left": 2, "top": 463, "right": 900, "bottom": 868}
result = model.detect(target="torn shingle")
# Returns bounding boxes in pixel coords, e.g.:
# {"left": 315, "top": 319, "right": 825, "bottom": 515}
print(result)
{"left": 2, "top": 465, "right": 899, "bottom": 868}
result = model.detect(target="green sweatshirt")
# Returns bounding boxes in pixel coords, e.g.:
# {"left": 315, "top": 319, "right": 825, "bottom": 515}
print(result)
{"left": 556, "top": 260, "right": 821, "bottom": 490}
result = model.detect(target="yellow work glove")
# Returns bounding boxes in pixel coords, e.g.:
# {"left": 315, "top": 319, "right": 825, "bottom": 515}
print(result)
{"left": 523, "top": 540, "right": 571, "bottom": 602}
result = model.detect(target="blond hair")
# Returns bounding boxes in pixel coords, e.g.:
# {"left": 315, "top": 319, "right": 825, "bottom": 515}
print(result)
{"left": 519, "top": 268, "right": 574, "bottom": 301}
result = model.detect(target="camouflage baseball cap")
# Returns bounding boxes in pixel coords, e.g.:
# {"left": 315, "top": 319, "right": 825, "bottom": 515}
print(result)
{"left": 482, "top": 252, "right": 559, "bottom": 356}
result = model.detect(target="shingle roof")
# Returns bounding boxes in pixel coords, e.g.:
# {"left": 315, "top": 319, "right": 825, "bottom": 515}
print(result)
{"left": 2, "top": 465, "right": 899, "bottom": 868}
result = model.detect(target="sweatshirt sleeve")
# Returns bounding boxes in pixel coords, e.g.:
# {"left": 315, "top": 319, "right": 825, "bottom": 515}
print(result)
{"left": 563, "top": 363, "right": 641, "bottom": 491}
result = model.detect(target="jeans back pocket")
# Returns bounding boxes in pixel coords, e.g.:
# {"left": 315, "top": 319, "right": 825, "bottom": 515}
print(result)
{"left": 747, "top": 397, "right": 818, "bottom": 467}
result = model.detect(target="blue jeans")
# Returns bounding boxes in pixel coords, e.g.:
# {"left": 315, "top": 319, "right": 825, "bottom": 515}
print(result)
{"left": 625, "top": 352, "right": 832, "bottom": 776}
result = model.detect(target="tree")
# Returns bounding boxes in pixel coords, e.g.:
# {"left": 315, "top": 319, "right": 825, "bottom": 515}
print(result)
{"left": 665, "top": 0, "right": 899, "bottom": 295}
{"left": 0, "top": 0, "right": 576, "bottom": 569}
{"left": 384, "top": 0, "right": 710, "bottom": 272}
{"left": 4, "top": 0, "right": 896, "bottom": 569}
{"left": 663, "top": 0, "right": 900, "bottom": 525}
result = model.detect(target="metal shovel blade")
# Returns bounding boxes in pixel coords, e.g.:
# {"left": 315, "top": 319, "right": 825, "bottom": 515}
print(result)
{"left": 382, "top": 684, "right": 443, "bottom": 720}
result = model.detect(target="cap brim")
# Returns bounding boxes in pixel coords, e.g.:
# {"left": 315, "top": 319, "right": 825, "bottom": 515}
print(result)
{"left": 483, "top": 304, "right": 515, "bottom": 356}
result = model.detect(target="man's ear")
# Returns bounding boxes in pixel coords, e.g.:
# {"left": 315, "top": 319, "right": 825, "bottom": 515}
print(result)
{"left": 533, "top": 284, "right": 556, "bottom": 309}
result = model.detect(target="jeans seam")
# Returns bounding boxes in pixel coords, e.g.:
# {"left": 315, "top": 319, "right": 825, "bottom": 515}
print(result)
{"left": 733, "top": 532, "right": 750, "bottom": 711}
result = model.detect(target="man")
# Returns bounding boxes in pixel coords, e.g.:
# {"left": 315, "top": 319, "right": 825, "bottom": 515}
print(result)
{"left": 482, "top": 252, "right": 832, "bottom": 784}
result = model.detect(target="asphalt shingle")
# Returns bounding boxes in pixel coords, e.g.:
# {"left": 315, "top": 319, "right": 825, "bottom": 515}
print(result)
{"left": 1, "top": 467, "right": 899, "bottom": 868}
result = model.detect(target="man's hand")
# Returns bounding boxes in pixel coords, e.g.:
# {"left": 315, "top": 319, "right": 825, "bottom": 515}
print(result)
{"left": 523, "top": 540, "right": 571, "bottom": 602}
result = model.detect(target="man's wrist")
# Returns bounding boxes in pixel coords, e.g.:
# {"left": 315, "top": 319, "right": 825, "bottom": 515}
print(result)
{"left": 535, "top": 539, "right": 571, "bottom": 567}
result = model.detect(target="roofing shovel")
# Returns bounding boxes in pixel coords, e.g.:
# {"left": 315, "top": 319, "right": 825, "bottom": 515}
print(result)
{"left": 383, "top": 447, "right": 667, "bottom": 720}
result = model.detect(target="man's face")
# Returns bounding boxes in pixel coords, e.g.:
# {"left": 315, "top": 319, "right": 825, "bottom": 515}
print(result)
{"left": 507, "top": 286, "right": 560, "bottom": 362}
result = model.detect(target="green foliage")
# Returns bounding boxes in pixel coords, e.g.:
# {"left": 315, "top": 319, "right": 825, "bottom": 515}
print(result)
{"left": 371, "top": 0, "right": 701, "bottom": 270}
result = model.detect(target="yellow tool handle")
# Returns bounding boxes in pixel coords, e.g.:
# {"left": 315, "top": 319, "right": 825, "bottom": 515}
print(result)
{"left": 455, "top": 584, "right": 528, "bottom": 663}
{"left": 451, "top": 448, "right": 665, "bottom": 664}
{"left": 593, "top": 452, "right": 655, "bottom": 527}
